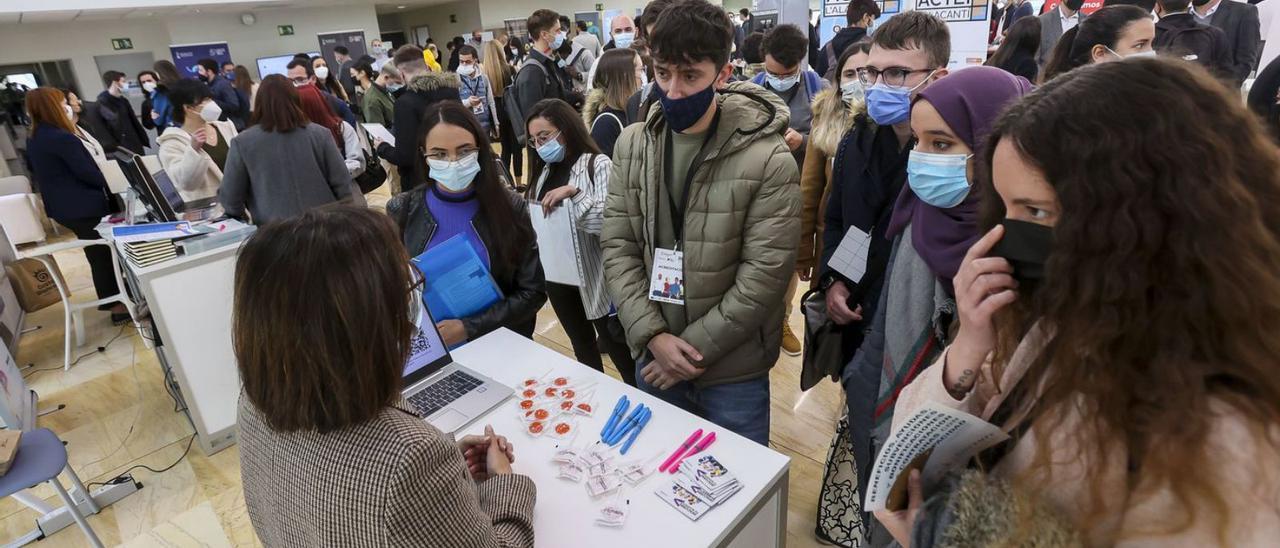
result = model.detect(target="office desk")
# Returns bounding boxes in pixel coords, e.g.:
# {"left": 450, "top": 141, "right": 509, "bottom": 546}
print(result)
{"left": 455, "top": 329, "right": 790, "bottom": 548}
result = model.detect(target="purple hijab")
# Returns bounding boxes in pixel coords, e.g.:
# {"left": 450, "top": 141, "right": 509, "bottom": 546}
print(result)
{"left": 886, "top": 66, "right": 1034, "bottom": 286}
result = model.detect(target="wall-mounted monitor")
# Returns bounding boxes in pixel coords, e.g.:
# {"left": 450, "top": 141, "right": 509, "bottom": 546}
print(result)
{"left": 255, "top": 52, "right": 320, "bottom": 80}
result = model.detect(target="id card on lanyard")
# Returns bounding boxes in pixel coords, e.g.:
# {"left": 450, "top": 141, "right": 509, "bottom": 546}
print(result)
{"left": 648, "top": 111, "right": 721, "bottom": 307}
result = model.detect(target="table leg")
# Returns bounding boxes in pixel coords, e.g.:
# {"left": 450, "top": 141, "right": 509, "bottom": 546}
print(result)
{"left": 775, "top": 470, "right": 789, "bottom": 548}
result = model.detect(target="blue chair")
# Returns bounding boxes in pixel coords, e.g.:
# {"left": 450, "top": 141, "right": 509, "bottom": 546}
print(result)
{"left": 0, "top": 428, "right": 103, "bottom": 548}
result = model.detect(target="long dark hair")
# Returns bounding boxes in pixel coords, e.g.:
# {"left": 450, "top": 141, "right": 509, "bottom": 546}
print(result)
{"left": 525, "top": 99, "right": 601, "bottom": 199}
{"left": 418, "top": 101, "right": 532, "bottom": 277}
{"left": 251, "top": 75, "right": 308, "bottom": 133}
{"left": 153, "top": 60, "right": 182, "bottom": 86}
{"left": 232, "top": 65, "right": 255, "bottom": 97}
{"left": 978, "top": 58, "right": 1280, "bottom": 540}
{"left": 1040, "top": 5, "right": 1149, "bottom": 82}
{"left": 987, "top": 16, "right": 1041, "bottom": 71}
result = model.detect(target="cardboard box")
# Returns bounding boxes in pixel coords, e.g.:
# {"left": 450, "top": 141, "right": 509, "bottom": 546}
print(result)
{"left": 0, "top": 429, "right": 22, "bottom": 475}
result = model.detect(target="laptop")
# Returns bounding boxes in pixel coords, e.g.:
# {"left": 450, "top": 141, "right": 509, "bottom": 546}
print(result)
{"left": 402, "top": 296, "right": 512, "bottom": 433}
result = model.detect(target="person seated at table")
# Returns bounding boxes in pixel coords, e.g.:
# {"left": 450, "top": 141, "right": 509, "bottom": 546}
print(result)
{"left": 235, "top": 204, "right": 536, "bottom": 548}
{"left": 386, "top": 101, "right": 546, "bottom": 347}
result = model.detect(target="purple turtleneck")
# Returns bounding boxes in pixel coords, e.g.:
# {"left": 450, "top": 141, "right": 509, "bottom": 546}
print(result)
{"left": 423, "top": 184, "right": 490, "bottom": 269}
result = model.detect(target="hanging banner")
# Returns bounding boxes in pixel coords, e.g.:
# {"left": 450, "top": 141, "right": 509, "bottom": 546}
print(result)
{"left": 170, "top": 42, "right": 232, "bottom": 78}
{"left": 818, "top": 0, "right": 989, "bottom": 69}
{"left": 317, "top": 30, "right": 368, "bottom": 71}
{"left": 1040, "top": 0, "right": 1105, "bottom": 16}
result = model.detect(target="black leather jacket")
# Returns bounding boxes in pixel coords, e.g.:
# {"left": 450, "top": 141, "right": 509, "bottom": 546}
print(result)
{"left": 386, "top": 185, "right": 546, "bottom": 340}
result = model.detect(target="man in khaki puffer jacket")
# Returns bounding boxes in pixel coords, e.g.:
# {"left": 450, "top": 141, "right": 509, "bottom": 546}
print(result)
{"left": 601, "top": 0, "right": 800, "bottom": 446}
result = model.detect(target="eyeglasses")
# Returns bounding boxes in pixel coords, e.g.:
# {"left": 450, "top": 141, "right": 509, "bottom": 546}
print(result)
{"left": 424, "top": 148, "right": 479, "bottom": 162}
{"left": 529, "top": 131, "right": 561, "bottom": 148}
{"left": 856, "top": 66, "right": 935, "bottom": 88}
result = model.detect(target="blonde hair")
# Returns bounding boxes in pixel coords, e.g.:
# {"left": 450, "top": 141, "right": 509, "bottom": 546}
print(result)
{"left": 482, "top": 41, "right": 512, "bottom": 97}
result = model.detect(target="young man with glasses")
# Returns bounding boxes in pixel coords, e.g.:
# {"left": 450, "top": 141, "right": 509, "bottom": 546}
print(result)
{"left": 602, "top": 0, "right": 800, "bottom": 446}
{"left": 815, "top": 10, "right": 949, "bottom": 546}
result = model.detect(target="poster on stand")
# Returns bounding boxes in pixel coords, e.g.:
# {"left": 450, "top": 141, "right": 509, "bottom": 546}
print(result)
{"left": 170, "top": 42, "right": 232, "bottom": 78}
{"left": 817, "top": 0, "right": 989, "bottom": 70}
{"left": 318, "top": 30, "right": 368, "bottom": 71}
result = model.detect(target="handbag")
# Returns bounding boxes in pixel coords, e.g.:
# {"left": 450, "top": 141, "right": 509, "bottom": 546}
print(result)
{"left": 800, "top": 287, "right": 846, "bottom": 391}
{"left": 354, "top": 140, "right": 388, "bottom": 194}
{"left": 4, "top": 256, "right": 66, "bottom": 313}
{"left": 816, "top": 414, "right": 867, "bottom": 547}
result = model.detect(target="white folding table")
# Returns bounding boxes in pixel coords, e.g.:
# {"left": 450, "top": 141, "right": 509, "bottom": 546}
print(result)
{"left": 455, "top": 329, "right": 790, "bottom": 548}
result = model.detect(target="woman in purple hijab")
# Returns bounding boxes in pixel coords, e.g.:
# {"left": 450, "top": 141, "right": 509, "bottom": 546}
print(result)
{"left": 844, "top": 67, "right": 1032, "bottom": 531}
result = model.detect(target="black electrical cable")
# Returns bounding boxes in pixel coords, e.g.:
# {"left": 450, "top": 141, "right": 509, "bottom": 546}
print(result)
{"left": 23, "top": 325, "right": 128, "bottom": 378}
{"left": 86, "top": 434, "right": 196, "bottom": 489}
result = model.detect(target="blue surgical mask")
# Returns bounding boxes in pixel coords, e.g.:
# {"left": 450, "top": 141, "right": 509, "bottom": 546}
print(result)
{"left": 655, "top": 82, "right": 716, "bottom": 133}
{"left": 906, "top": 150, "right": 973, "bottom": 208}
{"left": 427, "top": 152, "right": 482, "bottom": 192}
{"left": 387, "top": 83, "right": 404, "bottom": 93}
{"left": 840, "top": 79, "right": 864, "bottom": 105}
{"left": 614, "top": 32, "right": 635, "bottom": 48}
{"left": 537, "top": 136, "right": 566, "bottom": 163}
{"left": 865, "top": 72, "right": 934, "bottom": 126}
{"left": 765, "top": 73, "right": 800, "bottom": 92}
{"left": 552, "top": 31, "right": 567, "bottom": 49}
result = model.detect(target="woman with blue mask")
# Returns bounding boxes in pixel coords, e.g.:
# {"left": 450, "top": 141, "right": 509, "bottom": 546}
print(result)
{"left": 386, "top": 101, "right": 546, "bottom": 347}
{"left": 524, "top": 99, "right": 637, "bottom": 386}
{"left": 848, "top": 66, "right": 1032, "bottom": 504}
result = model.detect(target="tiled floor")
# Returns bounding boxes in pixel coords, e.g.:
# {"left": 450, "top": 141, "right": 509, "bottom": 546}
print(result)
{"left": 6, "top": 189, "right": 846, "bottom": 547}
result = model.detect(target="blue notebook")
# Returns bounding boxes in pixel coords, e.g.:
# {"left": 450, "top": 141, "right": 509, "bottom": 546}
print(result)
{"left": 411, "top": 234, "right": 503, "bottom": 322}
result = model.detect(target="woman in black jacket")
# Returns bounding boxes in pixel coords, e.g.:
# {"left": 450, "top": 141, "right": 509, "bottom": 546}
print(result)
{"left": 986, "top": 16, "right": 1041, "bottom": 83}
{"left": 23, "top": 87, "right": 128, "bottom": 322}
{"left": 386, "top": 101, "right": 546, "bottom": 346}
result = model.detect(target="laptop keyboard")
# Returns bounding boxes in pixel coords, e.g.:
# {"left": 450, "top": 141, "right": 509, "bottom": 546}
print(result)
{"left": 407, "top": 371, "right": 484, "bottom": 418}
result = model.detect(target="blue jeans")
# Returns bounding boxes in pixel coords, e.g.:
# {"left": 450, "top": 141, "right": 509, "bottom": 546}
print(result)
{"left": 635, "top": 357, "right": 771, "bottom": 445}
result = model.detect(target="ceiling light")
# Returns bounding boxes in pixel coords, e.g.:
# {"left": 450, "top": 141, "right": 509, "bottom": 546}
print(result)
{"left": 397, "top": 5, "right": 406, "bottom": 8}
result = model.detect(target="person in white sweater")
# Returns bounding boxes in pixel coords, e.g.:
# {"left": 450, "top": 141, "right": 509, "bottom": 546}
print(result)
{"left": 156, "top": 79, "right": 238, "bottom": 202}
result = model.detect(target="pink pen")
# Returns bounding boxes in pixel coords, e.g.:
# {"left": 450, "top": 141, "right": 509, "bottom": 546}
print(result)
{"left": 659, "top": 429, "right": 703, "bottom": 473}
{"left": 669, "top": 432, "right": 716, "bottom": 474}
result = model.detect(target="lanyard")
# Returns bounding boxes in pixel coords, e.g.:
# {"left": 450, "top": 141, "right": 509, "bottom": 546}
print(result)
{"left": 661, "top": 110, "right": 721, "bottom": 247}
{"left": 463, "top": 76, "right": 482, "bottom": 97}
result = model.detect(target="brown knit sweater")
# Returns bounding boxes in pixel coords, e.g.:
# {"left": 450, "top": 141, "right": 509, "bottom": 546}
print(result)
{"left": 239, "top": 396, "right": 536, "bottom": 547}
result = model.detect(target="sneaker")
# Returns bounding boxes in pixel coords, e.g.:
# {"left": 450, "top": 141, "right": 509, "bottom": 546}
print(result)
{"left": 781, "top": 323, "right": 801, "bottom": 357}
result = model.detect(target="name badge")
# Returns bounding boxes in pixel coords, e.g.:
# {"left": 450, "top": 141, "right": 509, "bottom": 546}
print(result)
{"left": 649, "top": 248, "right": 685, "bottom": 305}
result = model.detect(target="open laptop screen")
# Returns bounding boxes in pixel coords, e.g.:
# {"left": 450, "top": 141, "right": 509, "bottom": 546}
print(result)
{"left": 404, "top": 297, "right": 451, "bottom": 384}
{"left": 149, "top": 170, "right": 187, "bottom": 213}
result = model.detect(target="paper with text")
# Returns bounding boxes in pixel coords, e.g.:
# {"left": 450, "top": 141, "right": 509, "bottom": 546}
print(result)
{"left": 362, "top": 123, "right": 395, "bottom": 147}
{"left": 829, "top": 226, "right": 872, "bottom": 283}
{"left": 864, "top": 402, "right": 1008, "bottom": 512}
{"left": 528, "top": 201, "right": 582, "bottom": 286}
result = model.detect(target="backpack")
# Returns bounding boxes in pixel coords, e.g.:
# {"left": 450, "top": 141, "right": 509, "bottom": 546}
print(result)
{"left": 503, "top": 58, "right": 549, "bottom": 146}
{"left": 1155, "top": 24, "right": 1221, "bottom": 70}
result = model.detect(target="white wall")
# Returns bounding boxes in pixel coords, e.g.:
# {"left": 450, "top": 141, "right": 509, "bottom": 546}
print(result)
{"left": 476, "top": 0, "right": 652, "bottom": 31}
{"left": 0, "top": 4, "right": 382, "bottom": 92}
{"left": 381, "top": 1, "right": 486, "bottom": 48}
{"left": 0, "top": 18, "right": 173, "bottom": 97}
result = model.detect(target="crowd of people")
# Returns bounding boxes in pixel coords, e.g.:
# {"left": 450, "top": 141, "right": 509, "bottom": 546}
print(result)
{"left": 15, "top": 0, "right": 1280, "bottom": 545}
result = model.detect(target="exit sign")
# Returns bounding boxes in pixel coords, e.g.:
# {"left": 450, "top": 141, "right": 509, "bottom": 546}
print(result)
{"left": 111, "top": 38, "right": 134, "bottom": 50}
{"left": 595, "top": 3, "right": 603, "bottom": 10}
{"left": 277, "top": 25, "right": 295, "bottom": 36}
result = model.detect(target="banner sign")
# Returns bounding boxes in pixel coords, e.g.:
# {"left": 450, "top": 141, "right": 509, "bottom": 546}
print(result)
{"left": 317, "top": 30, "right": 367, "bottom": 72}
{"left": 1040, "top": 0, "right": 1105, "bottom": 16}
{"left": 170, "top": 42, "right": 232, "bottom": 78}
{"left": 818, "top": 0, "right": 989, "bottom": 70}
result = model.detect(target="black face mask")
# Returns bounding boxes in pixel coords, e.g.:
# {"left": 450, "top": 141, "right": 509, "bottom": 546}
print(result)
{"left": 1063, "top": 0, "right": 1084, "bottom": 11}
{"left": 990, "top": 218, "right": 1053, "bottom": 292}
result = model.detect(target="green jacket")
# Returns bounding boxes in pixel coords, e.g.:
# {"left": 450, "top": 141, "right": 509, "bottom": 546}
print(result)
{"left": 602, "top": 82, "right": 801, "bottom": 387}
{"left": 361, "top": 83, "right": 395, "bottom": 127}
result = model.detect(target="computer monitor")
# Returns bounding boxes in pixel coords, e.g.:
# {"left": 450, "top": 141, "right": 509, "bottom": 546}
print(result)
{"left": 255, "top": 52, "right": 321, "bottom": 79}
{"left": 403, "top": 298, "right": 451, "bottom": 383}
{"left": 119, "top": 154, "right": 179, "bottom": 222}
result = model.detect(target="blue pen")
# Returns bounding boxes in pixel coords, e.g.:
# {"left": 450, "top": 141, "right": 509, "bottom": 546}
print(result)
{"left": 601, "top": 396, "right": 629, "bottom": 439}
{"left": 608, "top": 404, "right": 648, "bottom": 446}
{"left": 620, "top": 408, "right": 652, "bottom": 455}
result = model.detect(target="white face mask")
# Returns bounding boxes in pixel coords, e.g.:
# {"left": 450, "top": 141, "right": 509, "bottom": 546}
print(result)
{"left": 198, "top": 101, "right": 222, "bottom": 123}
{"left": 458, "top": 64, "right": 477, "bottom": 76}
{"left": 638, "top": 71, "right": 649, "bottom": 87}
{"left": 142, "top": 81, "right": 157, "bottom": 93}
{"left": 315, "top": 66, "right": 330, "bottom": 80}
{"left": 63, "top": 104, "right": 74, "bottom": 121}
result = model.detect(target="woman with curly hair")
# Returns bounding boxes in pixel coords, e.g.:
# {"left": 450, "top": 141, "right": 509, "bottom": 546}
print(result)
{"left": 876, "top": 57, "right": 1280, "bottom": 545}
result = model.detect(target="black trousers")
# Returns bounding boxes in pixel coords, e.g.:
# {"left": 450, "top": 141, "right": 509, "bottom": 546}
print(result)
{"left": 495, "top": 96, "right": 523, "bottom": 178}
{"left": 545, "top": 282, "right": 637, "bottom": 386}
{"left": 56, "top": 217, "right": 120, "bottom": 301}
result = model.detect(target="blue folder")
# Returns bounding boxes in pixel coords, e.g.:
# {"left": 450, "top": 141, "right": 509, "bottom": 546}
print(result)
{"left": 410, "top": 234, "right": 503, "bottom": 322}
